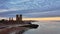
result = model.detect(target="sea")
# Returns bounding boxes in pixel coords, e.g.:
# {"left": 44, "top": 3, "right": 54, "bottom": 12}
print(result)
{"left": 23, "top": 21, "right": 60, "bottom": 34}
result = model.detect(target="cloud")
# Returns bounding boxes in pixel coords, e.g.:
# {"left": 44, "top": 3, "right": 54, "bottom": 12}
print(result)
{"left": 0, "top": 0, "right": 60, "bottom": 17}
{"left": 0, "top": 0, "right": 60, "bottom": 10}
{"left": 0, "top": 8, "right": 24, "bottom": 12}
{"left": 0, "top": 9, "right": 60, "bottom": 18}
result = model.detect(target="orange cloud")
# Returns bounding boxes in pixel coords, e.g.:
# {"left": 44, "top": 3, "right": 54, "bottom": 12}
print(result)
{"left": 23, "top": 17, "right": 60, "bottom": 21}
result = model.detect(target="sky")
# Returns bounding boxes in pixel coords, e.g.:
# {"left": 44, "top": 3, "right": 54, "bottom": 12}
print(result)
{"left": 0, "top": 0, "right": 60, "bottom": 19}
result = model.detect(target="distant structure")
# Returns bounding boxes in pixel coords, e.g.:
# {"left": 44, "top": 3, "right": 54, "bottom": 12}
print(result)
{"left": 9, "top": 17, "right": 13, "bottom": 21}
{"left": 16, "top": 14, "right": 19, "bottom": 21}
{"left": 19, "top": 14, "right": 22, "bottom": 22}
{"left": 16, "top": 14, "right": 22, "bottom": 22}
{"left": 0, "top": 14, "right": 33, "bottom": 24}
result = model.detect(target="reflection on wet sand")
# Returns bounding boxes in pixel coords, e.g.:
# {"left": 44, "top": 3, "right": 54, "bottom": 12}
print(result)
{"left": 0, "top": 26, "right": 37, "bottom": 34}
{"left": 16, "top": 28, "right": 29, "bottom": 34}
{"left": 0, "top": 27, "right": 29, "bottom": 34}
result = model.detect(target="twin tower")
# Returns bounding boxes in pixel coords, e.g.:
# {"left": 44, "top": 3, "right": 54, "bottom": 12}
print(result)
{"left": 16, "top": 14, "right": 22, "bottom": 22}
{"left": 9, "top": 14, "right": 22, "bottom": 22}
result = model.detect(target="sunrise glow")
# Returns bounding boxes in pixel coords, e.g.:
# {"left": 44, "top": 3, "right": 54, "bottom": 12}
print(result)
{"left": 0, "top": 17, "right": 60, "bottom": 21}
{"left": 23, "top": 17, "right": 60, "bottom": 21}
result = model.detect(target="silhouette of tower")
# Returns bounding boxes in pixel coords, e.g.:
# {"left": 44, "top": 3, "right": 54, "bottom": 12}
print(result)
{"left": 9, "top": 17, "right": 11, "bottom": 21}
{"left": 19, "top": 14, "right": 22, "bottom": 22}
{"left": 16, "top": 14, "right": 19, "bottom": 21}
{"left": 16, "top": 14, "right": 22, "bottom": 23}
{"left": 9, "top": 17, "right": 13, "bottom": 21}
{"left": 12, "top": 17, "right": 13, "bottom": 21}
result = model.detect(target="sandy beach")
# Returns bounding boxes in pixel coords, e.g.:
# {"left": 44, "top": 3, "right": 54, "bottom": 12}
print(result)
{"left": 0, "top": 27, "right": 27, "bottom": 34}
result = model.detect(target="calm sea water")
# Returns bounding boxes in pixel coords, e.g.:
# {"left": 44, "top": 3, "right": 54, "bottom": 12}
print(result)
{"left": 23, "top": 21, "right": 60, "bottom": 34}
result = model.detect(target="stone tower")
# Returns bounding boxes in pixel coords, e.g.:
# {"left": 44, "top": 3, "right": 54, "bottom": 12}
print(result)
{"left": 16, "top": 14, "right": 19, "bottom": 21}
{"left": 16, "top": 14, "right": 22, "bottom": 22}
{"left": 19, "top": 14, "right": 22, "bottom": 22}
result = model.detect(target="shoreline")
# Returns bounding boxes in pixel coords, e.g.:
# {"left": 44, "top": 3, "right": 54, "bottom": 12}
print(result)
{"left": 0, "top": 27, "right": 27, "bottom": 34}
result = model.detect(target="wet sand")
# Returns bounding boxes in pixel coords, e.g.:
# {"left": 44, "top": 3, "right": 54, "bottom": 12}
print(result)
{"left": 0, "top": 27, "right": 27, "bottom": 34}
